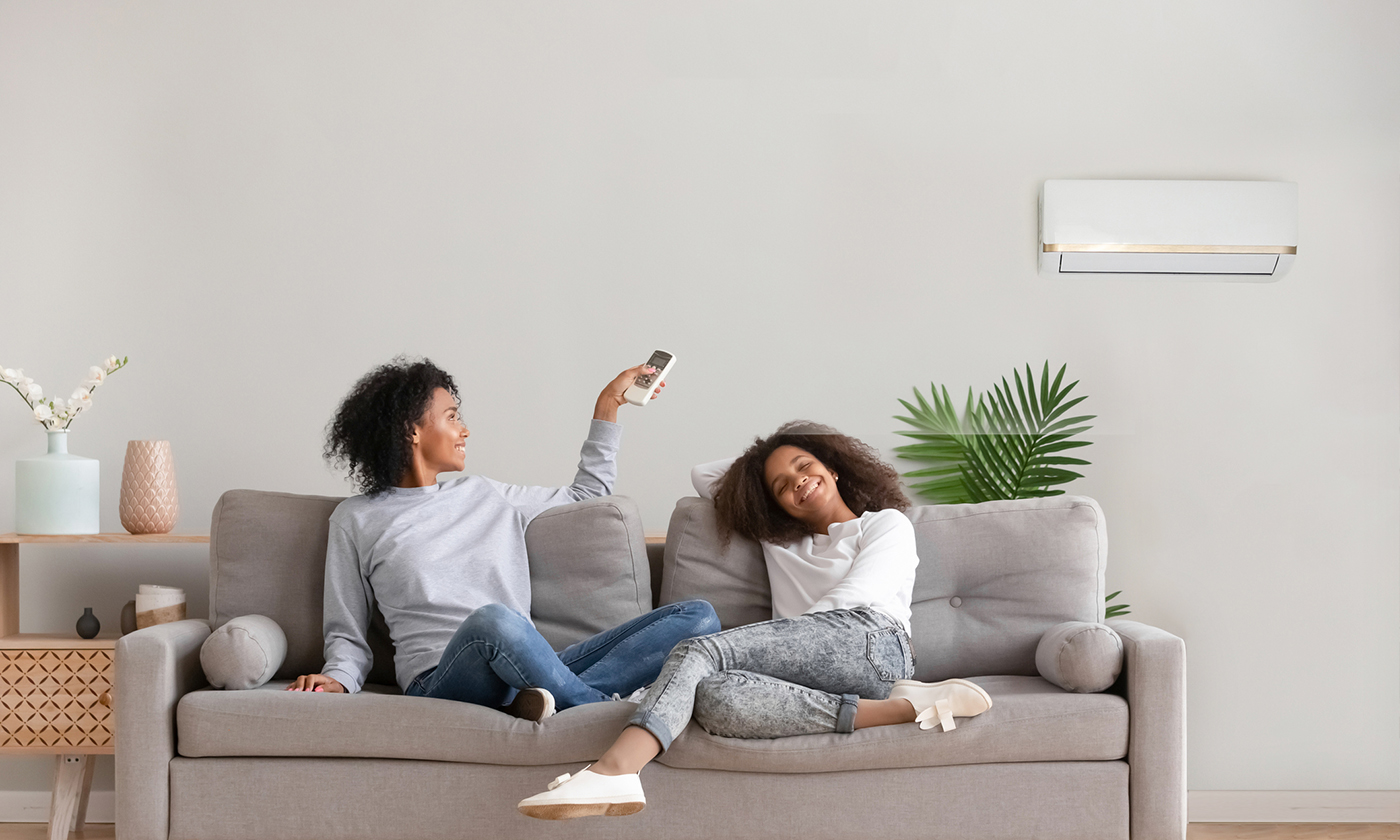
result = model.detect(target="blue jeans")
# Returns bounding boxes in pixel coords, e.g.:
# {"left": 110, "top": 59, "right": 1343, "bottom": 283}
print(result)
{"left": 403, "top": 600, "right": 719, "bottom": 711}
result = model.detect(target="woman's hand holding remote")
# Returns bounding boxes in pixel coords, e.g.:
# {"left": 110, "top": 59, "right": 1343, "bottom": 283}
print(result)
{"left": 594, "top": 364, "right": 665, "bottom": 423}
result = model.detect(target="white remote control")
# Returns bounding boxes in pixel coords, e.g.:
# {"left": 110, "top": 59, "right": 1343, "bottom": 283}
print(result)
{"left": 624, "top": 350, "right": 676, "bottom": 406}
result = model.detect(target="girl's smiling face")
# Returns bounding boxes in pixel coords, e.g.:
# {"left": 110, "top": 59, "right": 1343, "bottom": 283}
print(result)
{"left": 763, "top": 445, "right": 840, "bottom": 526}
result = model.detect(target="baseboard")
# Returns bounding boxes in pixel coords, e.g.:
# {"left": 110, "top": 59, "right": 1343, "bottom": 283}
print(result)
{"left": 0, "top": 790, "right": 115, "bottom": 823}
{"left": 1189, "top": 790, "right": 1400, "bottom": 823}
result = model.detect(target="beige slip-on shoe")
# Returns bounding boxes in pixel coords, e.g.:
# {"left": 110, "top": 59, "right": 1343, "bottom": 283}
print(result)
{"left": 888, "top": 678, "right": 993, "bottom": 732}
{"left": 517, "top": 766, "right": 646, "bottom": 820}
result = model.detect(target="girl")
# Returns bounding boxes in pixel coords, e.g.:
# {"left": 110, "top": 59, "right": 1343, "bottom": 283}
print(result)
{"left": 518, "top": 420, "right": 993, "bottom": 819}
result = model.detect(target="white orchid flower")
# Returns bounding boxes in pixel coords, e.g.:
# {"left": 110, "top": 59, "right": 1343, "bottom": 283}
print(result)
{"left": 33, "top": 403, "right": 53, "bottom": 423}
{"left": 103, "top": 356, "right": 120, "bottom": 373}
{"left": 28, "top": 383, "right": 42, "bottom": 402}
{"left": 85, "top": 366, "right": 106, "bottom": 387}
{"left": 1, "top": 368, "right": 15, "bottom": 383}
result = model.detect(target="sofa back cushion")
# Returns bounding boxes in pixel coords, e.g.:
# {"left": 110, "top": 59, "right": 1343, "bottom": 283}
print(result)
{"left": 209, "top": 490, "right": 652, "bottom": 685}
{"left": 657, "top": 497, "right": 770, "bottom": 630}
{"left": 658, "top": 495, "right": 1107, "bottom": 681}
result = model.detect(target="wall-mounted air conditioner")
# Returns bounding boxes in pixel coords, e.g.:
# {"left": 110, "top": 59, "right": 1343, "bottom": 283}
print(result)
{"left": 1039, "top": 180, "right": 1297, "bottom": 281}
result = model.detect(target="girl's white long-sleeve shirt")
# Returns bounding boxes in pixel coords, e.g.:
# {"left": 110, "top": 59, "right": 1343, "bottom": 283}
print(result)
{"left": 691, "top": 459, "right": 918, "bottom": 634}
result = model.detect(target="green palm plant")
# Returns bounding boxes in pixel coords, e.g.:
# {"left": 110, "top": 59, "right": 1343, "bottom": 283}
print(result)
{"left": 895, "top": 362, "right": 1095, "bottom": 504}
{"left": 895, "top": 363, "right": 1129, "bottom": 618}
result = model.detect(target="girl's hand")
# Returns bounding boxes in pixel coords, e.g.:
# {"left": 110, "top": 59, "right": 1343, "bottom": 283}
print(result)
{"left": 286, "top": 674, "right": 345, "bottom": 693}
{"left": 594, "top": 364, "right": 666, "bottom": 422}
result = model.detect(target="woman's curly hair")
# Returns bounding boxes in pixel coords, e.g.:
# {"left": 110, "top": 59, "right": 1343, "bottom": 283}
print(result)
{"left": 324, "top": 356, "right": 459, "bottom": 497}
{"left": 713, "top": 420, "right": 910, "bottom": 545}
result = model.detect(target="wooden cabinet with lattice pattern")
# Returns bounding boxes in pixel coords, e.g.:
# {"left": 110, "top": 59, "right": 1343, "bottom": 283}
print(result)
{"left": 0, "top": 648, "right": 113, "bottom": 752}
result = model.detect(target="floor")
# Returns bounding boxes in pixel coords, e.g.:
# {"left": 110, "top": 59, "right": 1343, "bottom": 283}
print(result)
{"left": 5, "top": 824, "right": 1398, "bottom": 839}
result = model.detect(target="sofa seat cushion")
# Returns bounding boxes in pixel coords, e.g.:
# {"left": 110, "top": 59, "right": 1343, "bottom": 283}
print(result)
{"left": 657, "top": 676, "right": 1127, "bottom": 774}
{"left": 176, "top": 682, "right": 636, "bottom": 766}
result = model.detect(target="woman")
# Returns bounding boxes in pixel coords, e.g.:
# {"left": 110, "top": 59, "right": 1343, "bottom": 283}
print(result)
{"left": 287, "top": 356, "right": 719, "bottom": 721}
{"left": 517, "top": 420, "right": 993, "bottom": 819}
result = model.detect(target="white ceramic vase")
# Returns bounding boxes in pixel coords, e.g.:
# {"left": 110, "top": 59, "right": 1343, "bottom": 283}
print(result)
{"left": 15, "top": 431, "right": 99, "bottom": 535}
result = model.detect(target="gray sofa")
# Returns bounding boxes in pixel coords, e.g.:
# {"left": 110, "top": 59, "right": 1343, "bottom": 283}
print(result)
{"left": 115, "top": 490, "right": 1185, "bottom": 840}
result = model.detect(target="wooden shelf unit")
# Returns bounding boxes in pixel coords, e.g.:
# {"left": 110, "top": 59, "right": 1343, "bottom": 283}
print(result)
{"left": 0, "top": 532, "right": 208, "bottom": 839}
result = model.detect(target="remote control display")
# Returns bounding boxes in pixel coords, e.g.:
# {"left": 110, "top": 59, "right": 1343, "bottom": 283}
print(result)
{"left": 634, "top": 351, "right": 672, "bottom": 387}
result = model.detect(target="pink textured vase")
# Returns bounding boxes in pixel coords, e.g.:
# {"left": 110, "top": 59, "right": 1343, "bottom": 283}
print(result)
{"left": 119, "top": 440, "right": 179, "bottom": 534}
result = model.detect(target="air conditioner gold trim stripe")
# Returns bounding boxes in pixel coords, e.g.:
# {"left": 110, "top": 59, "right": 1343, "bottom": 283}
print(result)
{"left": 1043, "top": 243, "right": 1296, "bottom": 255}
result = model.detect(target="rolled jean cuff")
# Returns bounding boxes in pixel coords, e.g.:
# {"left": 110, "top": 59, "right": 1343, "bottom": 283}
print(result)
{"left": 836, "top": 693, "right": 860, "bottom": 734}
{"left": 627, "top": 708, "right": 675, "bottom": 753}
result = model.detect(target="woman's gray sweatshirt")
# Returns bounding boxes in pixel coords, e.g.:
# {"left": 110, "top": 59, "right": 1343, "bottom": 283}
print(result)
{"left": 321, "top": 419, "right": 622, "bottom": 693}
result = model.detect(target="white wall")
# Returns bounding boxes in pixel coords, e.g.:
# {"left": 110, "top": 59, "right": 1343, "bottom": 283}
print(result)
{"left": 1, "top": 0, "right": 1396, "bottom": 802}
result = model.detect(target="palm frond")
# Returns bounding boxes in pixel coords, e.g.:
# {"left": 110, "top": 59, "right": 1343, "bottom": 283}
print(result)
{"left": 894, "top": 363, "right": 1095, "bottom": 505}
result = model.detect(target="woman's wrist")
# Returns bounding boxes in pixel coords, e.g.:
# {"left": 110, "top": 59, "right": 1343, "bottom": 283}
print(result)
{"left": 593, "top": 395, "right": 620, "bottom": 424}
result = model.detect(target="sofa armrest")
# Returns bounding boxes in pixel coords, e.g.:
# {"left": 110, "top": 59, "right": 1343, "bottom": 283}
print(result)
{"left": 1107, "top": 619, "right": 1186, "bottom": 840}
{"left": 115, "top": 619, "right": 211, "bottom": 840}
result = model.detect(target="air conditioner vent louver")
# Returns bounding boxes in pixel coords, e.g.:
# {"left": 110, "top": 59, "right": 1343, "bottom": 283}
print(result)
{"left": 1038, "top": 180, "right": 1298, "bottom": 282}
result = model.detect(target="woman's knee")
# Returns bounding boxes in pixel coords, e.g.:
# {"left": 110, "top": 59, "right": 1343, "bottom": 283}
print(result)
{"left": 692, "top": 673, "right": 748, "bottom": 734}
{"left": 675, "top": 599, "right": 721, "bottom": 637}
{"left": 460, "top": 603, "right": 532, "bottom": 644}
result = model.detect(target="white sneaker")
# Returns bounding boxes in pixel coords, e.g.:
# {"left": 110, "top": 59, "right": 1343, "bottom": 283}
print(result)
{"left": 888, "top": 678, "right": 993, "bottom": 732}
{"left": 504, "top": 687, "right": 555, "bottom": 722}
{"left": 517, "top": 765, "right": 646, "bottom": 820}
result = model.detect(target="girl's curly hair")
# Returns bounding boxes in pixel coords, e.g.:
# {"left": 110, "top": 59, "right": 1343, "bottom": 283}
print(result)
{"left": 324, "top": 356, "right": 459, "bottom": 497}
{"left": 713, "top": 420, "right": 910, "bottom": 545}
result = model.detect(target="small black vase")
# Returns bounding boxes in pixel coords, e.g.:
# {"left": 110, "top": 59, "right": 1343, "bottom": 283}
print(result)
{"left": 76, "top": 608, "right": 100, "bottom": 640}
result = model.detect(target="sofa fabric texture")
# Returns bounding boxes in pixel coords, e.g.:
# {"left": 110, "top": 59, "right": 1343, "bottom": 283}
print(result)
{"left": 199, "top": 614, "right": 287, "bottom": 690}
{"left": 117, "top": 490, "right": 1184, "bottom": 840}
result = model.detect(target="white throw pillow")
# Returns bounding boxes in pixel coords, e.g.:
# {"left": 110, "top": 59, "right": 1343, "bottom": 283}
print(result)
{"left": 1035, "top": 621, "right": 1123, "bottom": 693}
{"left": 201, "top": 614, "right": 287, "bottom": 690}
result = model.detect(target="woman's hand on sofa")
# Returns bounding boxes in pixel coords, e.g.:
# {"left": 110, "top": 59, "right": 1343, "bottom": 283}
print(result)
{"left": 286, "top": 674, "right": 345, "bottom": 693}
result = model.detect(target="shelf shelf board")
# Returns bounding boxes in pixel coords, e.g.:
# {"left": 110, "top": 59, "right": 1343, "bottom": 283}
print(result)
{"left": 0, "top": 633, "right": 119, "bottom": 649}
{"left": 0, "top": 533, "right": 209, "bottom": 544}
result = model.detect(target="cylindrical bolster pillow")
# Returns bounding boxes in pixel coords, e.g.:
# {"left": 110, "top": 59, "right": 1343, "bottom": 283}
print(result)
{"left": 201, "top": 614, "right": 288, "bottom": 690}
{"left": 1035, "top": 621, "right": 1123, "bottom": 693}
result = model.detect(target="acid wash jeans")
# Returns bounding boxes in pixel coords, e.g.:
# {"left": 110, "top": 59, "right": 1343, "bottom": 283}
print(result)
{"left": 627, "top": 606, "right": 915, "bottom": 750}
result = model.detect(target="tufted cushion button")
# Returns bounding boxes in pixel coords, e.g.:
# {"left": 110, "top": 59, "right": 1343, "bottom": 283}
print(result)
{"left": 949, "top": 596, "right": 962, "bottom": 608}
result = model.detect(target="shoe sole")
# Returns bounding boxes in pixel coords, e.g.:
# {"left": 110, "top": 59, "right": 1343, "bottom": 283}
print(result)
{"left": 892, "top": 678, "right": 994, "bottom": 714}
{"left": 505, "top": 689, "right": 555, "bottom": 722}
{"left": 518, "top": 801, "right": 645, "bottom": 820}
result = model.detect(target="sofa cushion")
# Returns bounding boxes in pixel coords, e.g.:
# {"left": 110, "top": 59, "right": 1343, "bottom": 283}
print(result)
{"left": 524, "top": 496, "right": 653, "bottom": 650}
{"left": 658, "top": 675, "right": 1127, "bottom": 773}
{"left": 200, "top": 614, "right": 287, "bottom": 690}
{"left": 177, "top": 676, "right": 1125, "bottom": 773}
{"left": 177, "top": 681, "right": 637, "bottom": 765}
{"left": 907, "top": 497, "right": 1107, "bottom": 681}
{"left": 1036, "top": 621, "right": 1124, "bottom": 693}
{"left": 658, "top": 497, "right": 770, "bottom": 629}
{"left": 209, "top": 490, "right": 653, "bottom": 685}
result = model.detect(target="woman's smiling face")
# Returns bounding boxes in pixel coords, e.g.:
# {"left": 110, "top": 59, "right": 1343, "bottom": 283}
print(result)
{"left": 763, "top": 445, "right": 839, "bottom": 525}
{"left": 412, "top": 387, "right": 470, "bottom": 475}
